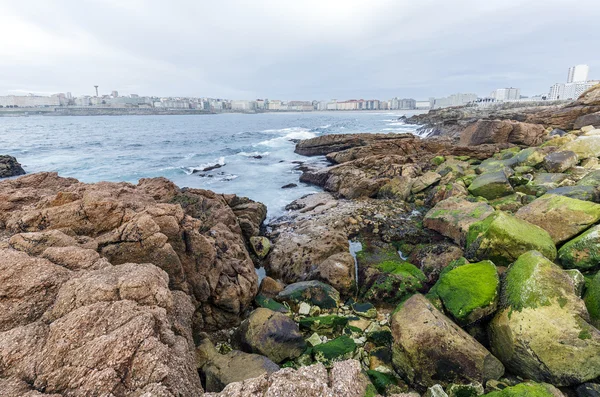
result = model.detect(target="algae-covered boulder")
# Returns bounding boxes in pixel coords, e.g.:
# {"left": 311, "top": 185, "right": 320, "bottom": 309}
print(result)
{"left": 468, "top": 170, "right": 514, "bottom": 200}
{"left": 249, "top": 236, "right": 271, "bottom": 259}
{"left": 434, "top": 260, "right": 499, "bottom": 325}
{"left": 558, "top": 225, "right": 600, "bottom": 271}
{"left": 483, "top": 382, "right": 565, "bottom": 397}
{"left": 424, "top": 197, "right": 495, "bottom": 246}
{"left": 412, "top": 171, "right": 442, "bottom": 194}
{"left": 578, "top": 170, "right": 600, "bottom": 186}
{"left": 391, "top": 294, "right": 504, "bottom": 388}
{"left": 312, "top": 335, "right": 356, "bottom": 367}
{"left": 235, "top": 308, "right": 306, "bottom": 363}
{"left": 298, "top": 314, "right": 349, "bottom": 335}
{"left": 276, "top": 280, "right": 340, "bottom": 309}
{"left": 465, "top": 211, "right": 557, "bottom": 266}
{"left": 544, "top": 150, "right": 578, "bottom": 173}
{"left": 378, "top": 176, "right": 414, "bottom": 200}
{"left": 515, "top": 194, "right": 600, "bottom": 244}
{"left": 577, "top": 382, "right": 600, "bottom": 397}
{"left": 547, "top": 185, "right": 600, "bottom": 203}
{"left": 584, "top": 272, "right": 600, "bottom": 328}
{"left": 489, "top": 251, "right": 600, "bottom": 386}
{"left": 360, "top": 260, "right": 426, "bottom": 304}
{"left": 562, "top": 135, "right": 600, "bottom": 159}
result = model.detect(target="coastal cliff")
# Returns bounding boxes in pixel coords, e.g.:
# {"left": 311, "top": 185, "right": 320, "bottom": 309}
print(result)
{"left": 2, "top": 85, "right": 600, "bottom": 396}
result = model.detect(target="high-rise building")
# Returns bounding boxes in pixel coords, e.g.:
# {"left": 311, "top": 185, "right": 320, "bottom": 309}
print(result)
{"left": 568, "top": 65, "right": 589, "bottom": 83}
{"left": 490, "top": 88, "right": 520, "bottom": 101}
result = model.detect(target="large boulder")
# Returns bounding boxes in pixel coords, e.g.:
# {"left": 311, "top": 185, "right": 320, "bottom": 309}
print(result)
{"left": 0, "top": 155, "right": 26, "bottom": 178}
{"left": 0, "top": 247, "right": 203, "bottom": 396}
{"left": 235, "top": 308, "right": 306, "bottom": 363}
{"left": 276, "top": 280, "right": 341, "bottom": 310}
{"left": 0, "top": 173, "right": 264, "bottom": 332}
{"left": 468, "top": 170, "right": 514, "bottom": 200}
{"left": 424, "top": 198, "right": 494, "bottom": 246}
{"left": 489, "top": 251, "right": 600, "bottom": 386}
{"left": 544, "top": 151, "right": 579, "bottom": 173}
{"left": 391, "top": 294, "right": 504, "bottom": 388}
{"left": 459, "top": 120, "right": 547, "bottom": 146}
{"left": 584, "top": 272, "right": 600, "bottom": 328}
{"left": 465, "top": 211, "right": 557, "bottom": 266}
{"left": 515, "top": 194, "right": 600, "bottom": 244}
{"left": 484, "top": 382, "right": 565, "bottom": 397}
{"left": 574, "top": 111, "right": 600, "bottom": 129}
{"left": 558, "top": 225, "right": 600, "bottom": 271}
{"left": 561, "top": 136, "right": 600, "bottom": 159}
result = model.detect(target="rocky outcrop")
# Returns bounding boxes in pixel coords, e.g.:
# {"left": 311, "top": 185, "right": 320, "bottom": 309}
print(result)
{"left": 0, "top": 173, "right": 266, "bottom": 332}
{"left": 0, "top": 247, "right": 203, "bottom": 396}
{"left": 0, "top": 155, "right": 26, "bottom": 178}
{"left": 459, "top": 120, "right": 547, "bottom": 147}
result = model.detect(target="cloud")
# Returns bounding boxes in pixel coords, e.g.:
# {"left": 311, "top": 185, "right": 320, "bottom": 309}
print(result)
{"left": 0, "top": 0, "right": 598, "bottom": 99}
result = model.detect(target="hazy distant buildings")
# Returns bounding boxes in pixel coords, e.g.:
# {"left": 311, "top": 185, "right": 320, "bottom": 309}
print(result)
{"left": 432, "top": 93, "right": 478, "bottom": 109}
{"left": 568, "top": 65, "right": 589, "bottom": 83}
{"left": 549, "top": 64, "right": 597, "bottom": 100}
{"left": 0, "top": 94, "right": 61, "bottom": 107}
{"left": 390, "top": 97, "right": 416, "bottom": 110}
{"left": 490, "top": 88, "right": 520, "bottom": 101}
{"left": 231, "top": 100, "right": 256, "bottom": 111}
{"left": 415, "top": 100, "right": 432, "bottom": 110}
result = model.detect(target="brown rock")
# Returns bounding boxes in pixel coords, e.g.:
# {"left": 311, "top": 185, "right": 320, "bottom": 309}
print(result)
{"left": 460, "top": 120, "right": 547, "bottom": 146}
{"left": 259, "top": 276, "right": 285, "bottom": 298}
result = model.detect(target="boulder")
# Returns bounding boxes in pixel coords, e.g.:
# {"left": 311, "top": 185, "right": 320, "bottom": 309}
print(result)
{"left": 574, "top": 111, "right": 600, "bottom": 129}
{"left": 360, "top": 259, "right": 426, "bottom": 304}
{"left": 489, "top": 251, "right": 600, "bottom": 386}
{"left": 515, "top": 194, "right": 600, "bottom": 244}
{"left": 0, "top": 155, "right": 26, "bottom": 178}
{"left": 561, "top": 136, "right": 600, "bottom": 159}
{"left": 407, "top": 242, "right": 465, "bottom": 283}
{"left": 378, "top": 176, "right": 414, "bottom": 200}
{"left": 578, "top": 170, "right": 600, "bottom": 186}
{"left": 547, "top": 186, "right": 600, "bottom": 203}
{"left": 465, "top": 211, "right": 557, "bottom": 266}
{"left": 460, "top": 120, "right": 547, "bottom": 146}
{"left": 204, "top": 360, "right": 371, "bottom": 397}
{"left": 411, "top": 171, "right": 442, "bottom": 194}
{"left": 577, "top": 382, "right": 600, "bottom": 397}
{"left": 433, "top": 260, "right": 499, "bottom": 325}
{"left": 468, "top": 170, "right": 514, "bottom": 200}
{"left": 558, "top": 225, "right": 600, "bottom": 271}
{"left": 250, "top": 236, "right": 271, "bottom": 259}
{"left": 276, "top": 280, "right": 340, "bottom": 309}
{"left": 391, "top": 294, "right": 504, "bottom": 388}
{"left": 584, "top": 272, "right": 600, "bottom": 328}
{"left": 544, "top": 151, "right": 579, "bottom": 173}
{"left": 312, "top": 335, "right": 357, "bottom": 367}
{"left": 424, "top": 198, "right": 495, "bottom": 246}
{"left": 483, "top": 382, "right": 565, "bottom": 397}
{"left": 235, "top": 308, "right": 306, "bottom": 363}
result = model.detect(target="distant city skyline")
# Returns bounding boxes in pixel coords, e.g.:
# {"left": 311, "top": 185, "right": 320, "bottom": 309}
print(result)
{"left": 1, "top": 0, "right": 599, "bottom": 100}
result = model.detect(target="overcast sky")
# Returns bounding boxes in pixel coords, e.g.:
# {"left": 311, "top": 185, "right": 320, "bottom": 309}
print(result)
{"left": 0, "top": 0, "right": 599, "bottom": 100}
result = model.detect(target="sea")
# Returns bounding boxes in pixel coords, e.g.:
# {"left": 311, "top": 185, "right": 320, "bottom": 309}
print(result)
{"left": 0, "top": 111, "right": 425, "bottom": 220}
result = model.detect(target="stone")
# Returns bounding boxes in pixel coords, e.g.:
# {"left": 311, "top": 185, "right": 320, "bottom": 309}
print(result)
{"left": 584, "top": 272, "right": 600, "bottom": 328}
{"left": 562, "top": 135, "right": 600, "bottom": 159}
{"left": 578, "top": 170, "right": 600, "bottom": 186}
{"left": 298, "top": 302, "right": 311, "bottom": 315}
{"left": 559, "top": 225, "right": 600, "bottom": 271}
{"left": 299, "top": 315, "right": 349, "bottom": 335}
{"left": 584, "top": 129, "right": 600, "bottom": 136}
{"left": 468, "top": 170, "right": 514, "bottom": 200}
{"left": 0, "top": 155, "right": 26, "bottom": 178}
{"left": 547, "top": 185, "right": 600, "bottom": 203}
{"left": 446, "top": 382, "right": 484, "bottom": 397}
{"left": 407, "top": 242, "right": 465, "bottom": 284}
{"left": 465, "top": 211, "right": 557, "bottom": 266}
{"left": 489, "top": 251, "right": 600, "bottom": 386}
{"left": 424, "top": 197, "right": 495, "bottom": 246}
{"left": 574, "top": 111, "right": 600, "bottom": 129}
{"left": 391, "top": 294, "right": 504, "bottom": 388}
{"left": 459, "top": 120, "right": 547, "bottom": 146}
{"left": 434, "top": 260, "right": 499, "bottom": 325}
{"left": 276, "top": 280, "right": 341, "bottom": 309}
{"left": 515, "top": 194, "right": 600, "bottom": 244}
{"left": 565, "top": 269, "right": 586, "bottom": 296}
{"left": 577, "top": 383, "right": 600, "bottom": 397}
{"left": 425, "top": 384, "right": 449, "bottom": 397}
{"left": 352, "top": 302, "right": 377, "bottom": 319}
{"left": 378, "top": 176, "right": 414, "bottom": 200}
{"left": 483, "top": 382, "right": 565, "bottom": 397}
{"left": 254, "top": 294, "right": 289, "bottom": 313}
{"left": 250, "top": 236, "right": 271, "bottom": 259}
{"left": 306, "top": 333, "right": 322, "bottom": 347}
{"left": 412, "top": 171, "right": 442, "bottom": 194}
{"left": 312, "top": 335, "right": 357, "bottom": 367}
{"left": 360, "top": 259, "right": 426, "bottom": 304}
{"left": 258, "top": 276, "right": 285, "bottom": 298}
{"left": 235, "top": 308, "right": 306, "bottom": 364}
{"left": 544, "top": 151, "right": 579, "bottom": 173}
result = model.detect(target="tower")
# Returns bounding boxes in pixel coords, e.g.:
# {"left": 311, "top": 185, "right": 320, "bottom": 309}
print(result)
{"left": 94, "top": 85, "right": 99, "bottom": 97}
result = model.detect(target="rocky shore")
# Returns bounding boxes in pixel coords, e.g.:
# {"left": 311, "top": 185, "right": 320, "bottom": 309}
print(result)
{"left": 1, "top": 85, "right": 600, "bottom": 396}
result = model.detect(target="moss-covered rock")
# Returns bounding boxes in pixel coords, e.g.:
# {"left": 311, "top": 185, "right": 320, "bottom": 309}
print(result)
{"left": 434, "top": 260, "right": 499, "bottom": 325}
{"left": 515, "top": 194, "right": 600, "bottom": 244}
{"left": 412, "top": 171, "right": 443, "bottom": 194}
{"left": 561, "top": 135, "right": 600, "bottom": 159}
{"left": 249, "top": 236, "right": 271, "bottom": 259}
{"left": 366, "top": 370, "right": 398, "bottom": 395}
{"left": 468, "top": 170, "right": 514, "bottom": 200}
{"left": 254, "top": 294, "right": 290, "bottom": 313}
{"left": 584, "top": 272, "right": 600, "bottom": 328}
{"left": 546, "top": 185, "right": 600, "bottom": 203}
{"left": 577, "top": 170, "right": 600, "bottom": 186}
{"left": 391, "top": 294, "right": 504, "bottom": 388}
{"left": 351, "top": 302, "right": 377, "bottom": 318}
{"left": 544, "top": 150, "right": 579, "bottom": 173}
{"left": 489, "top": 251, "right": 600, "bottom": 386}
{"left": 360, "top": 259, "right": 426, "bottom": 305}
{"left": 432, "top": 156, "right": 446, "bottom": 166}
{"left": 276, "top": 280, "right": 340, "bottom": 309}
{"left": 489, "top": 193, "right": 533, "bottom": 213}
{"left": 235, "top": 308, "right": 306, "bottom": 364}
{"left": 465, "top": 212, "right": 556, "bottom": 266}
{"left": 529, "top": 173, "right": 570, "bottom": 190}
{"left": 483, "top": 382, "right": 564, "bottom": 397}
{"left": 424, "top": 197, "right": 495, "bottom": 246}
{"left": 378, "top": 175, "right": 414, "bottom": 200}
{"left": 312, "top": 335, "right": 356, "bottom": 366}
{"left": 558, "top": 225, "right": 600, "bottom": 271}
{"left": 446, "top": 382, "right": 484, "bottom": 397}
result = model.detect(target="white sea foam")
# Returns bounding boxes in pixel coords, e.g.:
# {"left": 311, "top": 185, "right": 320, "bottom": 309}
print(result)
{"left": 255, "top": 129, "right": 317, "bottom": 147}
{"left": 237, "top": 151, "right": 271, "bottom": 157}
{"left": 182, "top": 156, "right": 226, "bottom": 174}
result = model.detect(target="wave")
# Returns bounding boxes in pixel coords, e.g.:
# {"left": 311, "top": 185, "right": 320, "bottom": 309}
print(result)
{"left": 255, "top": 129, "right": 317, "bottom": 147}
{"left": 386, "top": 122, "right": 406, "bottom": 126}
{"left": 237, "top": 151, "right": 270, "bottom": 157}
{"left": 260, "top": 127, "right": 308, "bottom": 134}
{"left": 181, "top": 156, "right": 226, "bottom": 175}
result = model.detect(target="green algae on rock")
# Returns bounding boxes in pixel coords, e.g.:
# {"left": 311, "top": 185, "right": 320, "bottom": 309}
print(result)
{"left": 468, "top": 170, "right": 514, "bottom": 200}
{"left": 249, "top": 236, "right": 271, "bottom": 259}
{"left": 435, "top": 260, "right": 499, "bottom": 325}
{"left": 465, "top": 211, "right": 556, "bottom": 266}
{"left": 276, "top": 280, "right": 340, "bottom": 309}
{"left": 584, "top": 272, "right": 600, "bottom": 328}
{"left": 483, "top": 382, "right": 564, "bottom": 397}
{"left": 360, "top": 259, "right": 426, "bottom": 305}
{"left": 312, "top": 335, "right": 356, "bottom": 366}
{"left": 515, "top": 194, "right": 600, "bottom": 244}
{"left": 254, "top": 294, "right": 290, "bottom": 313}
{"left": 558, "top": 225, "right": 600, "bottom": 271}
{"left": 298, "top": 314, "right": 349, "bottom": 334}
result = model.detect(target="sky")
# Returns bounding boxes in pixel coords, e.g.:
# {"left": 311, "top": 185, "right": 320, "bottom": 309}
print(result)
{"left": 0, "top": 0, "right": 599, "bottom": 100}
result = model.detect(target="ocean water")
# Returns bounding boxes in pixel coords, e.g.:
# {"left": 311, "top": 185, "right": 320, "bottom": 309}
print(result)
{"left": 0, "top": 111, "right": 424, "bottom": 219}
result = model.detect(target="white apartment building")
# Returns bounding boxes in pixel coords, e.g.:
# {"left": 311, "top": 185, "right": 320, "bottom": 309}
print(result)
{"left": 568, "top": 65, "right": 589, "bottom": 83}
{"left": 490, "top": 88, "right": 520, "bottom": 101}
{"left": 549, "top": 81, "right": 599, "bottom": 101}
{"left": 432, "top": 93, "right": 478, "bottom": 109}
{"left": 231, "top": 100, "right": 256, "bottom": 111}
{"left": 0, "top": 95, "right": 61, "bottom": 107}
